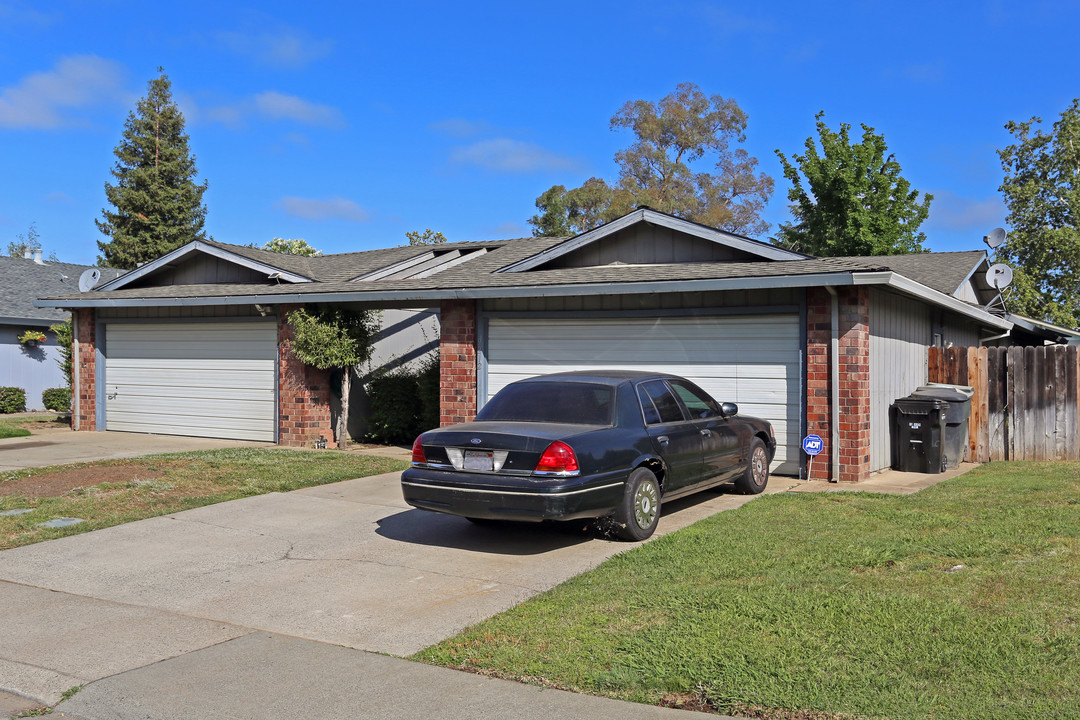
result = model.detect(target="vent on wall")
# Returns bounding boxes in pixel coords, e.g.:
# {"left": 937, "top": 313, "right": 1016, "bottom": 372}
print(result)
{"left": 352, "top": 248, "right": 488, "bottom": 282}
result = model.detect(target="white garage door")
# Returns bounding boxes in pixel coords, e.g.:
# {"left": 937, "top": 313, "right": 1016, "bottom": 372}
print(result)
{"left": 105, "top": 321, "right": 277, "bottom": 441}
{"left": 486, "top": 316, "right": 801, "bottom": 474}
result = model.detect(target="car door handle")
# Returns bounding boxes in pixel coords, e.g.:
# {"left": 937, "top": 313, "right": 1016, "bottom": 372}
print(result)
{"left": 657, "top": 435, "right": 669, "bottom": 446}
{"left": 700, "top": 429, "right": 711, "bottom": 437}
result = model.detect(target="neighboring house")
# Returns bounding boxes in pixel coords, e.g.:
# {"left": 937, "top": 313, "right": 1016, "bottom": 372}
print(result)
{"left": 37, "top": 208, "right": 1065, "bottom": 481}
{"left": 1, "top": 253, "right": 123, "bottom": 410}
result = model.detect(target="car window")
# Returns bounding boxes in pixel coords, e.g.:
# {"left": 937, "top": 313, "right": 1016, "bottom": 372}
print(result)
{"left": 668, "top": 380, "right": 720, "bottom": 419}
{"left": 476, "top": 381, "right": 613, "bottom": 425}
{"left": 637, "top": 380, "right": 685, "bottom": 424}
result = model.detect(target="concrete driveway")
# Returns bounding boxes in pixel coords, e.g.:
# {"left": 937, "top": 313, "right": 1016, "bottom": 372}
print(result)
{"left": 0, "top": 465, "right": 794, "bottom": 717}
{"left": 0, "top": 429, "right": 262, "bottom": 471}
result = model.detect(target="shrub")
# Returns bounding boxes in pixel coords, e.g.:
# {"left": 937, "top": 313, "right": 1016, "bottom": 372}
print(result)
{"left": 0, "top": 387, "right": 27, "bottom": 414}
{"left": 365, "top": 352, "right": 441, "bottom": 445}
{"left": 42, "top": 387, "right": 71, "bottom": 413}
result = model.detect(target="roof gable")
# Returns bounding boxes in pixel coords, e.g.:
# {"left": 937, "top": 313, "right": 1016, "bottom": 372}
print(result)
{"left": 98, "top": 240, "right": 313, "bottom": 291}
{"left": 0, "top": 256, "right": 124, "bottom": 324}
{"left": 498, "top": 208, "right": 806, "bottom": 273}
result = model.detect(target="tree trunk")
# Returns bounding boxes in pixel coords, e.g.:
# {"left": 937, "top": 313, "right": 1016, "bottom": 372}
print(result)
{"left": 336, "top": 367, "right": 351, "bottom": 448}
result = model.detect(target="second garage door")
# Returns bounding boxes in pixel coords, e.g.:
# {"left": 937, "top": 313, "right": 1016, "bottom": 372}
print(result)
{"left": 104, "top": 321, "right": 278, "bottom": 442}
{"left": 485, "top": 315, "right": 801, "bottom": 474}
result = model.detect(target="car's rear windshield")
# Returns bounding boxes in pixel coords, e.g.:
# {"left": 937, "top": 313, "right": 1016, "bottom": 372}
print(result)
{"left": 476, "top": 381, "right": 614, "bottom": 425}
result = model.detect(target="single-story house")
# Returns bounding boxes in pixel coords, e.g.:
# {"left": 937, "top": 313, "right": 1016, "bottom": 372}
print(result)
{"left": 1, "top": 252, "right": 122, "bottom": 410}
{"left": 38, "top": 208, "right": 1054, "bottom": 481}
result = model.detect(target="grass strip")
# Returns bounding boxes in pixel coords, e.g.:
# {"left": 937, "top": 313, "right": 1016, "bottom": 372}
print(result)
{"left": 415, "top": 461, "right": 1080, "bottom": 720}
{"left": 0, "top": 447, "right": 407, "bottom": 549}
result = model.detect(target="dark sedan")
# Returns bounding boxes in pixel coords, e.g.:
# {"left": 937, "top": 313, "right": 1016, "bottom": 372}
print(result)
{"left": 401, "top": 370, "right": 776, "bottom": 541}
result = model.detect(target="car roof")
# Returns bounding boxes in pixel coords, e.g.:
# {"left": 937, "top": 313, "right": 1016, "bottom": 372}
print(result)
{"left": 513, "top": 370, "right": 681, "bottom": 386}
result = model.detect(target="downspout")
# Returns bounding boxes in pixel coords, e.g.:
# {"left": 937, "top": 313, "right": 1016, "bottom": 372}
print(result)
{"left": 825, "top": 287, "right": 840, "bottom": 482}
{"left": 71, "top": 313, "right": 80, "bottom": 431}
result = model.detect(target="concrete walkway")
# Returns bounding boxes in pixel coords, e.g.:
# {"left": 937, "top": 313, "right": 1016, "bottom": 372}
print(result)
{"left": 0, "top": 429, "right": 263, "bottom": 471}
{"left": 1, "top": 466, "right": 777, "bottom": 719}
{"left": 0, "top": 441, "right": 970, "bottom": 720}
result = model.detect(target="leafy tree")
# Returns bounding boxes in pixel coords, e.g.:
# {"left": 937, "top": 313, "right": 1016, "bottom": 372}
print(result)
{"left": 263, "top": 238, "right": 321, "bottom": 256}
{"left": 7, "top": 223, "right": 58, "bottom": 260}
{"left": 774, "top": 112, "right": 932, "bottom": 257}
{"left": 96, "top": 69, "right": 208, "bottom": 269}
{"left": 286, "top": 306, "right": 377, "bottom": 446}
{"left": 49, "top": 318, "right": 73, "bottom": 391}
{"left": 406, "top": 229, "right": 448, "bottom": 246}
{"left": 996, "top": 99, "right": 1080, "bottom": 327}
{"left": 529, "top": 83, "right": 773, "bottom": 236}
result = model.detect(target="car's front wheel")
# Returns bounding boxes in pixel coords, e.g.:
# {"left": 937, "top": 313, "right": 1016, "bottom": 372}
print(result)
{"left": 735, "top": 437, "right": 769, "bottom": 494}
{"left": 611, "top": 467, "right": 661, "bottom": 541}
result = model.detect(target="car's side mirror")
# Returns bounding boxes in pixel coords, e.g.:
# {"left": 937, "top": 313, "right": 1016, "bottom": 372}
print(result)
{"left": 720, "top": 402, "right": 739, "bottom": 417}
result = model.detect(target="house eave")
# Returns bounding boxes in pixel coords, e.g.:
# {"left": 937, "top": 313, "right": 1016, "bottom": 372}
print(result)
{"left": 853, "top": 271, "right": 1013, "bottom": 330}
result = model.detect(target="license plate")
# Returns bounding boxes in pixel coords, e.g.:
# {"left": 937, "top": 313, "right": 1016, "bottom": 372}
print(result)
{"left": 464, "top": 450, "right": 494, "bottom": 471}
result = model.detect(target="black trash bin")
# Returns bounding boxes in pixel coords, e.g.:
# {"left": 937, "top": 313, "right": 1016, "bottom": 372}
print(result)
{"left": 908, "top": 385, "right": 972, "bottom": 470}
{"left": 890, "top": 397, "right": 948, "bottom": 473}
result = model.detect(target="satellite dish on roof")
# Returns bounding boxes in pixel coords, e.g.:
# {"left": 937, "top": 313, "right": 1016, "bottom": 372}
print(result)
{"left": 986, "top": 263, "right": 1013, "bottom": 290}
{"left": 78, "top": 268, "right": 102, "bottom": 292}
{"left": 984, "top": 227, "right": 1007, "bottom": 249}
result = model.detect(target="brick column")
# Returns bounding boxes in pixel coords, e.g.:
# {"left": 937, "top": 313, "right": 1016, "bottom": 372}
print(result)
{"left": 439, "top": 299, "right": 477, "bottom": 426}
{"left": 277, "top": 304, "right": 336, "bottom": 448}
{"left": 73, "top": 308, "right": 96, "bottom": 431}
{"left": 805, "top": 286, "right": 872, "bottom": 482}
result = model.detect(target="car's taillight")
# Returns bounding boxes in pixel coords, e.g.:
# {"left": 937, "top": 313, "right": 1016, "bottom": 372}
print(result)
{"left": 411, "top": 435, "right": 427, "bottom": 465}
{"left": 534, "top": 441, "right": 579, "bottom": 474}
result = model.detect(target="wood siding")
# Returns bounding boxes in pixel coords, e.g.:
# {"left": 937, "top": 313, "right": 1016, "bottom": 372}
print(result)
{"left": 543, "top": 222, "right": 764, "bottom": 268}
{"left": 126, "top": 254, "right": 268, "bottom": 287}
{"left": 928, "top": 345, "right": 1080, "bottom": 462}
{"left": 483, "top": 288, "right": 800, "bottom": 313}
{"left": 869, "top": 289, "right": 932, "bottom": 472}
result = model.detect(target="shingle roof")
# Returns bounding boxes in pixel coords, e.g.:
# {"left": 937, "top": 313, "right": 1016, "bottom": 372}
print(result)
{"left": 2, "top": 256, "right": 124, "bottom": 322}
{"left": 840, "top": 251, "right": 986, "bottom": 296}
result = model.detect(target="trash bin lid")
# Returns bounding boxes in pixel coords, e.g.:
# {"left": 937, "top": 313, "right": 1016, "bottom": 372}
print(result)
{"left": 893, "top": 397, "right": 947, "bottom": 415}
{"left": 910, "top": 387, "right": 970, "bottom": 404}
{"left": 920, "top": 382, "right": 974, "bottom": 399}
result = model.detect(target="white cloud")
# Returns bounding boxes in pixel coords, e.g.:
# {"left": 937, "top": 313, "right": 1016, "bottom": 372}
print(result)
{"left": 278, "top": 196, "right": 370, "bottom": 222}
{"left": 926, "top": 190, "right": 1006, "bottom": 232}
{"left": 430, "top": 117, "right": 493, "bottom": 138}
{"left": 217, "top": 27, "right": 333, "bottom": 68}
{"left": 450, "top": 138, "right": 579, "bottom": 173}
{"left": 43, "top": 191, "right": 75, "bottom": 204}
{"left": 253, "top": 91, "right": 342, "bottom": 127}
{"left": 0, "top": 55, "right": 127, "bottom": 129}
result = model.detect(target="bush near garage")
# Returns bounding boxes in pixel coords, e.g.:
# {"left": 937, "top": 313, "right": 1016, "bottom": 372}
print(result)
{"left": 0, "top": 387, "right": 27, "bottom": 414}
{"left": 42, "top": 388, "right": 71, "bottom": 413}
{"left": 365, "top": 352, "right": 440, "bottom": 445}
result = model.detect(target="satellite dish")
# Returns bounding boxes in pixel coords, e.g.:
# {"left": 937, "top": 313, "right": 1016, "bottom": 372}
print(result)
{"left": 984, "top": 227, "right": 1007, "bottom": 249}
{"left": 986, "top": 263, "right": 1013, "bottom": 290}
{"left": 78, "top": 268, "right": 102, "bottom": 292}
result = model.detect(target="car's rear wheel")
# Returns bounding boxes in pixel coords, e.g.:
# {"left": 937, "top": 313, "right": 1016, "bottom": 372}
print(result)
{"left": 735, "top": 437, "right": 769, "bottom": 494}
{"left": 611, "top": 467, "right": 661, "bottom": 541}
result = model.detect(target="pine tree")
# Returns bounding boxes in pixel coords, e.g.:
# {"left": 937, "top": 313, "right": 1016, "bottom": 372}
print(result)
{"left": 96, "top": 69, "right": 208, "bottom": 269}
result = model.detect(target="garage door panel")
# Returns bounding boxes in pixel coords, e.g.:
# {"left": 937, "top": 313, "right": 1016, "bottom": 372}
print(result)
{"left": 487, "top": 316, "right": 801, "bottom": 474}
{"left": 105, "top": 322, "right": 277, "bottom": 442}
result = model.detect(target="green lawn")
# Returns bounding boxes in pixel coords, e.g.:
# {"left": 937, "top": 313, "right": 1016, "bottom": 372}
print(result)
{"left": 0, "top": 413, "right": 55, "bottom": 439}
{"left": 415, "top": 462, "right": 1080, "bottom": 720}
{"left": 0, "top": 448, "right": 407, "bottom": 550}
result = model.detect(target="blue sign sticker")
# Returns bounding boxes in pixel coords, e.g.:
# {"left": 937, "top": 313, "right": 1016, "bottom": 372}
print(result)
{"left": 802, "top": 434, "right": 823, "bottom": 456}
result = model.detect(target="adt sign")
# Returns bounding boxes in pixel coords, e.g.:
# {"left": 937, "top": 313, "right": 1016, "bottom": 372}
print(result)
{"left": 802, "top": 434, "right": 823, "bottom": 456}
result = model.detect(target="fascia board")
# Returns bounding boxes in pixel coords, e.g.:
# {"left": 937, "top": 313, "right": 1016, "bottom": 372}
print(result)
{"left": 97, "top": 241, "right": 313, "bottom": 291}
{"left": 854, "top": 271, "right": 1013, "bottom": 330}
{"left": 0, "top": 315, "right": 58, "bottom": 326}
{"left": 34, "top": 271, "right": 859, "bottom": 308}
{"left": 498, "top": 209, "right": 807, "bottom": 274}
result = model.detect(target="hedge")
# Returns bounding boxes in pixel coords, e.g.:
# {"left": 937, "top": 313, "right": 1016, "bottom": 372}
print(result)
{"left": 0, "top": 387, "right": 27, "bottom": 414}
{"left": 42, "top": 387, "right": 71, "bottom": 413}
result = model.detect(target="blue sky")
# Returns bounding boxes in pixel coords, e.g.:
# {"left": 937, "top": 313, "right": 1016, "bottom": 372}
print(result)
{"left": 1, "top": 1, "right": 1078, "bottom": 265}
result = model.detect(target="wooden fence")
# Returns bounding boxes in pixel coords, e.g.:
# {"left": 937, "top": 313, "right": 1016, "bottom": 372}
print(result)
{"left": 927, "top": 346, "right": 1080, "bottom": 462}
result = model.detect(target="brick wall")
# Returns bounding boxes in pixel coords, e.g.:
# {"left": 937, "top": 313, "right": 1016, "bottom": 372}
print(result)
{"left": 806, "top": 286, "right": 872, "bottom": 482}
{"left": 73, "top": 308, "right": 96, "bottom": 431}
{"left": 439, "top": 299, "right": 477, "bottom": 426}
{"left": 276, "top": 304, "right": 336, "bottom": 448}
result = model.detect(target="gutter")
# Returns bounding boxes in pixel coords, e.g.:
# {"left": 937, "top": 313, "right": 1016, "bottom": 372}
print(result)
{"left": 825, "top": 287, "right": 840, "bottom": 483}
{"left": 853, "top": 271, "right": 1012, "bottom": 330}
